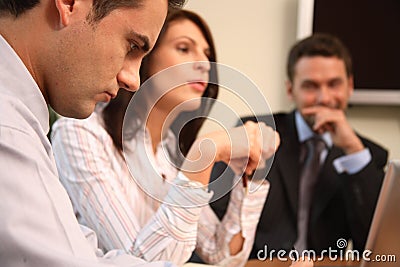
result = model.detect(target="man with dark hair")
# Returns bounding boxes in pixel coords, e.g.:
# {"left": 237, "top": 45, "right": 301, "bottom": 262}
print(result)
{"left": 211, "top": 33, "right": 388, "bottom": 258}
{"left": 0, "top": 0, "right": 186, "bottom": 16}
{"left": 0, "top": 0, "right": 184, "bottom": 266}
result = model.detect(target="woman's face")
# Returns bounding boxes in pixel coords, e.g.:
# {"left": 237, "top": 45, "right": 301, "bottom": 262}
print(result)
{"left": 145, "top": 18, "right": 211, "bottom": 113}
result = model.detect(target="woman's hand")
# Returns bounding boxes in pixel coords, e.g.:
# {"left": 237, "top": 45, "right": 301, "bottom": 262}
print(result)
{"left": 181, "top": 121, "right": 280, "bottom": 184}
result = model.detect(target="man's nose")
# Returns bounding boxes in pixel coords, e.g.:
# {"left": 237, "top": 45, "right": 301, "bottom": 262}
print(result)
{"left": 117, "top": 60, "right": 141, "bottom": 92}
{"left": 317, "top": 86, "right": 332, "bottom": 105}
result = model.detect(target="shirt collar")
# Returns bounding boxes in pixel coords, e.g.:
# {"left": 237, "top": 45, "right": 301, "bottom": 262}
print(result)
{"left": 295, "top": 110, "right": 332, "bottom": 148}
{"left": 0, "top": 34, "right": 49, "bottom": 134}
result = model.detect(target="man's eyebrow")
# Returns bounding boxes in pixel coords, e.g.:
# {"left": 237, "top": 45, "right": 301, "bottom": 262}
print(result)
{"left": 130, "top": 30, "right": 150, "bottom": 53}
{"left": 329, "top": 77, "right": 344, "bottom": 82}
{"left": 301, "top": 79, "right": 318, "bottom": 85}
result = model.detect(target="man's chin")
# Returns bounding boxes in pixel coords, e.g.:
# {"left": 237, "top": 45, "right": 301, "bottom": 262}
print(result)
{"left": 303, "top": 114, "right": 315, "bottom": 129}
{"left": 53, "top": 105, "right": 95, "bottom": 120}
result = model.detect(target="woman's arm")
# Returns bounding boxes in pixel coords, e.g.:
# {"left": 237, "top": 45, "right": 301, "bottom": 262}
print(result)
{"left": 179, "top": 121, "right": 279, "bottom": 265}
{"left": 195, "top": 176, "right": 270, "bottom": 266}
{"left": 51, "top": 117, "right": 211, "bottom": 265}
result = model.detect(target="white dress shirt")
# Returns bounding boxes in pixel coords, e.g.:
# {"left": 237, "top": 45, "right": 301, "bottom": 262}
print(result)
{"left": 0, "top": 34, "right": 174, "bottom": 267}
{"left": 51, "top": 107, "right": 270, "bottom": 267}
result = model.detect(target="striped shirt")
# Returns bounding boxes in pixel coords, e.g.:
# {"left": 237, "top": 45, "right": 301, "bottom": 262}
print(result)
{"left": 51, "top": 110, "right": 269, "bottom": 266}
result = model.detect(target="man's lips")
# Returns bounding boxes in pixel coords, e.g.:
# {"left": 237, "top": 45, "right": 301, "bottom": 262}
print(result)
{"left": 99, "top": 91, "right": 117, "bottom": 103}
{"left": 106, "top": 91, "right": 117, "bottom": 99}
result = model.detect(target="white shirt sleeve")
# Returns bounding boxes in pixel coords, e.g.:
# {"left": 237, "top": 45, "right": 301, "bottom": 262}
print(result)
{"left": 333, "top": 148, "right": 372, "bottom": 174}
{"left": 0, "top": 118, "right": 174, "bottom": 267}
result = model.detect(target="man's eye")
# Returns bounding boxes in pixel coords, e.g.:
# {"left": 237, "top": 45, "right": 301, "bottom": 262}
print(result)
{"left": 329, "top": 80, "right": 343, "bottom": 88}
{"left": 129, "top": 42, "right": 139, "bottom": 52}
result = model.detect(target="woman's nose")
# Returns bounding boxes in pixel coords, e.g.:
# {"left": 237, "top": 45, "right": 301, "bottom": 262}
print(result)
{"left": 193, "top": 60, "right": 211, "bottom": 73}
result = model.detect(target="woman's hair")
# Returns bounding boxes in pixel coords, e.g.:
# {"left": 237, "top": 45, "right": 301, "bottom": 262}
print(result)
{"left": 102, "top": 8, "right": 218, "bottom": 159}
{"left": 0, "top": 0, "right": 186, "bottom": 19}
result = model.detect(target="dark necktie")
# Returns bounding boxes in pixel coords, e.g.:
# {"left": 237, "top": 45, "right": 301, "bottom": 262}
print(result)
{"left": 294, "top": 136, "right": 326, "bottom": 252}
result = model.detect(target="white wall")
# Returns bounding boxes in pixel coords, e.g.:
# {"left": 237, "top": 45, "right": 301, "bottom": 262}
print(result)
{"left": 185, "top": 0, "right": 400, "bottom": 161}
{"left": 186, "top": 0, "right": 296, "bottom": 113}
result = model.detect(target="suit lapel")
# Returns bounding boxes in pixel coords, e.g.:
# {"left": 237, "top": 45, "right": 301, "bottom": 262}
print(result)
{"left": 310, "top": 146, "right": 343, "bottom": 222}
{"left": 276, "top": 111, "right": 344, "bottom": 223}
{"left": 276, "top": 112, "right": 302, "bottom": 217}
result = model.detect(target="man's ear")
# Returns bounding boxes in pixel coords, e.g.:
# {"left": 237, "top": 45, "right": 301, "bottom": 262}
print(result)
{"left": 55, "top": 0, "right": 92, "bottom": 28}
{"left": 286, "top": 80, "right": 294, "bottom": 101}
{"left": 347, "top": 75, "right": 354, "bottom": 97}
{"left": 55, "top": 0, "right": 75, "bottom": 27}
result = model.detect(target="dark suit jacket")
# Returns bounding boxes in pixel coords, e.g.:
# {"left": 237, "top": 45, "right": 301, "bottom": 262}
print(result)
{"left": 210, "top": 111, "right": 388, "bottom": 258}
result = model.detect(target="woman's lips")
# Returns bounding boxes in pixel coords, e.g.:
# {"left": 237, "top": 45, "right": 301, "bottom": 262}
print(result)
{"left": 188, "top": 81, "right": 207, "bottom": 93}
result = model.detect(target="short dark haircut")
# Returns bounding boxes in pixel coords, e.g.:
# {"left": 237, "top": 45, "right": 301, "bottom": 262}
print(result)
{"left": 287, "top": 33, "right": 353, "bottom": 82}
{"left": 0, "top": 0, "right": 39, "bottom": 16}
{"left": 0, "top": 0, "right": 186, "bottom": 19}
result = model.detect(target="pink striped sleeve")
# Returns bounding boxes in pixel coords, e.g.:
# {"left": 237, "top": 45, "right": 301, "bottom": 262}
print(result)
{"left": 195, "top": 176, "right": 269, "bottom": 266}
{"left": 51, "top": 117, "right": 213, "bottom": 266}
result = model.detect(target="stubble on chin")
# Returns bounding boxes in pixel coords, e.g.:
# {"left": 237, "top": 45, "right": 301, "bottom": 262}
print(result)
{"left": 301, "top": 103, "right": 341, "bottom": 130}
{"left": 303, "top": 114, "right": 315, "bottom": 129}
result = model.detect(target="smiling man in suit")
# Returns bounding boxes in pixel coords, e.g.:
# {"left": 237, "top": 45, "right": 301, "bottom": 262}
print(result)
{"left": 210, "top": 33, "right": 388, "bottom": 258}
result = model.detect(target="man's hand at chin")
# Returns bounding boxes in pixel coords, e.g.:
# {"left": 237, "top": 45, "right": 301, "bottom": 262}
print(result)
{"left": 301, "top": 106, "right": 364, "bottom": 154}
